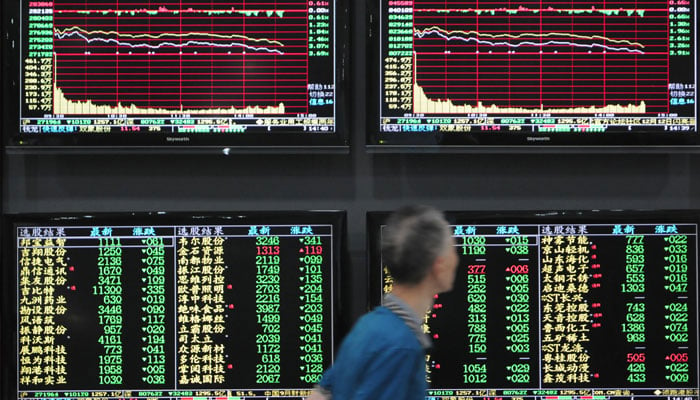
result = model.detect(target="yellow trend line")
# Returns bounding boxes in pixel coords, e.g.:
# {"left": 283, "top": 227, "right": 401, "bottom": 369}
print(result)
{"left": 416, "top": 25, "right": 645, "bottom": 48}
{"left": 55, "top": 26, "right": 284, "bottom": 47}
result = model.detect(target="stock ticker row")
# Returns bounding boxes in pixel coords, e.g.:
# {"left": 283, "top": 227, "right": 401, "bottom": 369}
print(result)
{"left": 0, "top": 210, "right": 698, "bottom": 400}
{"left": 0, "top": 0, "right": 697, "bottom": 149}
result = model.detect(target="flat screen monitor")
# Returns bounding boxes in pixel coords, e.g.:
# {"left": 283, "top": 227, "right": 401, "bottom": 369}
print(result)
{"left": 368, "top": 210, "right": 699, "bottom": 399}
{"left": 2, "top": 0, "right": 347, "bottom": 150}
{"left": 1, "top": 211, "right": 345, "bottom": 400}
{"left": 367, "top": 0, "right": 698, "bottom": 148}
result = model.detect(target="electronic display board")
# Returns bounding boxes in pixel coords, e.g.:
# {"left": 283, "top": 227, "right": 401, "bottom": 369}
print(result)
{"left": 367, "top": 0, "right": 698, "bottom": 147}
{"left": 1, "top": 211, "right": 345, "bottom": 400}
{"left": 368, "top": 210, "right": 699, "bottom": 399}
{"left": 2, "top": 0, "right": 347, "bottom": 149}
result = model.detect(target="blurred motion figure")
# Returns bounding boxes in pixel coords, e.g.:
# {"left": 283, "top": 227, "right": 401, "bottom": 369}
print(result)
{"left": 307, "top": 205, "right": 458, "bottom": 400}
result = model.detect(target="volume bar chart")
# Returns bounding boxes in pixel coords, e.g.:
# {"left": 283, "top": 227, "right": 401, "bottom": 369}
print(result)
{"left": 19, "top": 0, "right": 340, "bottom": 142}
{"left": 376, "top": 0, "right": 697, "bottom": 143}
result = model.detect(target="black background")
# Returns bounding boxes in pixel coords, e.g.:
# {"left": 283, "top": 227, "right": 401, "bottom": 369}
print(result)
{"left": 2, "top": 0, "right": 700, "bottom": 397}
{"left": 368, "top": 211, "right": 700, "bottom": 391}
{"left": 3, "top": 213, "right": 343, "bottom": 396}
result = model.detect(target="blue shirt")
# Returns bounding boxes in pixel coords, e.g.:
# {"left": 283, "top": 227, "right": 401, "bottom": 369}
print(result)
{"left": 318, "top": 305, "right": 427, "bottom": 400}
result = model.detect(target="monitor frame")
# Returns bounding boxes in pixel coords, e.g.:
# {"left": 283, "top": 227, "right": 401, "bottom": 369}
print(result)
{"left": 1, "top": 210, "right": 348, "bottom": 399}
{"left": 367, "top": 209, "right": 700, "bottom": 394}
{"left": 365, "top": 0, "right": 700, "bottom": 152}
{"left": 1, "top": 1, "right": 350, "bottom": 153}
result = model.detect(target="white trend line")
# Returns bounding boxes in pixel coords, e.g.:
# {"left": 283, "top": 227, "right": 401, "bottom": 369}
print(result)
{"left": 56, "top": 30, "right": 285, "bottom": 54}
{"left": 415, "top": 29, "right": 645, "bottom": 54}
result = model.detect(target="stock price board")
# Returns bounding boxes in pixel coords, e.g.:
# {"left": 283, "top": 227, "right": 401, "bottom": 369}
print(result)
{"left": 8, "top": 213, "right": 342, "bottom": 400}
{"left": 369, "top": 211, "right": 699, "bottom": 400}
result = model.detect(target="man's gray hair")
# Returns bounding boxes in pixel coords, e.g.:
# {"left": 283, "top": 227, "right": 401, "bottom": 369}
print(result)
{"left": 382, "top": 205, "right": 452, "bottom": 285}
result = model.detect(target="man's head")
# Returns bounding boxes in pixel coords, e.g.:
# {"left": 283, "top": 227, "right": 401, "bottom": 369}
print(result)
{"left": 382, "top": 205, "right": 458, "bottom": 292}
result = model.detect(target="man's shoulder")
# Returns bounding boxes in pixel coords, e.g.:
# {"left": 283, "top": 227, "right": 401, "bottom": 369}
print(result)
{"left": 357, "top": 306, "right": 403, "bottom": 326}
{"left": 350, "top": 306, "right": 419, "bottom": 345}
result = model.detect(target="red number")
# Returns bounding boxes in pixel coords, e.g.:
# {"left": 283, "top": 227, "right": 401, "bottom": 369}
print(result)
{"left": 508, "top": 264, "right": 529, "bottom": 274}
{"left": 256, "top": 246, "right": 280, "bottom": 255}
{"left": 468, "top": 264, "right": 486, "bottom": 274}
{"left": 627, "top": 353, "right": 646, "bottom": 363}
{"left": 668, "top": 353, "right": 689, "bottom": 362}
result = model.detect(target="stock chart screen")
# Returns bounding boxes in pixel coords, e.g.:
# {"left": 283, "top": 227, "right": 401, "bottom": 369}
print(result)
{"left": 370, "top": 0, "right": 698, "bottom": 146}
{"left": 368, "top": 211, "right": 699, "bottom": 400}
{"left": 4, "top": 212, "right": 344, "bottom": 400}
{"left": 9, "top": 0, "right": 345, "bottom": 147}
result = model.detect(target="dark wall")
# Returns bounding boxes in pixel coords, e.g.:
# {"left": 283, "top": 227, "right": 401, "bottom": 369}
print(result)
{"left": 3, "top": 1, "right": 700, "bottom": 324}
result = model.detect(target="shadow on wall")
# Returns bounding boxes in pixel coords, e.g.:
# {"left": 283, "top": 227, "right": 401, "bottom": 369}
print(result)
{"left": 371, "top": 153, "right": 678, "bottom": 206}
{"left": 17, "top": 153, "right": 355, "bottom": 204}
{"left": 689, "top": 155, "right": 700, "bottom": 203}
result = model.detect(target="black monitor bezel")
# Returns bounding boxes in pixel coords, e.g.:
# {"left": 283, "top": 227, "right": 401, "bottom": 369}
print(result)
{"left": 1, "top": 1, "right": 350, "bottom": 153}
{"left": 364, "top": 0, "right": 700, "bottom": 151}
{"left": 367, "top": 209, "right": 700, "bottom": 394}
{"left": 1, "top": 210, "right": 347, "bottom": 398}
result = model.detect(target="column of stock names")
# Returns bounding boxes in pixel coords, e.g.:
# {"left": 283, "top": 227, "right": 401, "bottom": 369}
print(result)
{"left": 380, "top": 222, "right": 699, "bottom": 400}
{"left": 16, "top": 223, "right": 334, "bottom": 400}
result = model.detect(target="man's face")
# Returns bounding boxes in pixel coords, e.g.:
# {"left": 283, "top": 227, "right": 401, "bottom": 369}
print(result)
{"left": 437, "top": 233, "right": 459, "bottom": 293}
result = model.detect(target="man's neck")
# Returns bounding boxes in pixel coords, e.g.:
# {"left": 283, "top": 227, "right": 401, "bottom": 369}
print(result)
{"left": 390, "top": 283, "right": 435, "bottom": 318}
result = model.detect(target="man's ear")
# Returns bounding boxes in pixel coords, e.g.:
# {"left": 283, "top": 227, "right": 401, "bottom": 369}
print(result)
{"left": 431, "top": 254, "right": 448, "bottom": 277}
